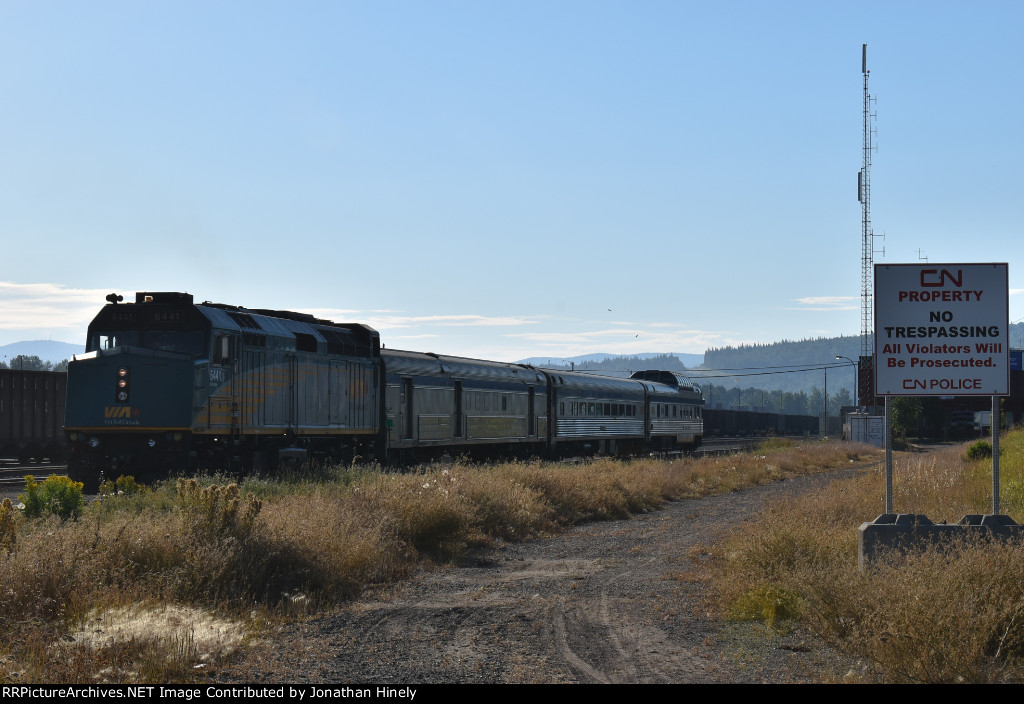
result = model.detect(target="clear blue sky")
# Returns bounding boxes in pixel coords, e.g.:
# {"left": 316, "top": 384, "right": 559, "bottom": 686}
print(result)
{"left": 1, "top": 1, "right": 1021, "bottom": 362}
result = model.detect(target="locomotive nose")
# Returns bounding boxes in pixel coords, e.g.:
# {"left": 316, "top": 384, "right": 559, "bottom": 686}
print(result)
{"left": 65, "top": 349, "right": 197, "bottom": 485}
{"left": 65, "top": 351, "right": 194, "bottom": 430}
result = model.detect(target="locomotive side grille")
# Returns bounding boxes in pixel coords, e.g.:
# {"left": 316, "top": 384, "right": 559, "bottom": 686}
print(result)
{"left": 228, "top": 312, "right": 261, "bottom": 330}
{"left": 318, "top": 327, "right": 374, "bottom": 357}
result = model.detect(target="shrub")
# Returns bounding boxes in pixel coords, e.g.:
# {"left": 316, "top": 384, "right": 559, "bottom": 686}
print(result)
{"left": 19, "top": 475, "right": 84, "bottom": 521}
{"left": 758, "top": 438, "right": 797, "bottom": 452}
{"left": 0, "top": 498, "right": 16, "bottom": 553}
{"left": 99, "top": 475, "right": 150, "bottom": 497}
{"left": 965, "top": 440, "right": 994, "bottom": 461}
{"left": 175, "top": 478, "right": 261, "bottom": 542}
{"left": 727, "top": 585, "right": 804, "bottom": 629}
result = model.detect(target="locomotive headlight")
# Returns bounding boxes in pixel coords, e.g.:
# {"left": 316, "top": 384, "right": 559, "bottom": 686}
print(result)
{"left": 88, "top": 437, "right": 101, "bottom": 448}
{"left": 147, "top": 438, "right": 157, "bottom": 448}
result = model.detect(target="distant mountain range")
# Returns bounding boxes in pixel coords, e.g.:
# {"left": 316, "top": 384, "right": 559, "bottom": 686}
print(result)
{"left": 517, "top": 352, "right": 704, "bottom": 370}
{"left": 0, "top": 340, "right": 84, "bottom": 366}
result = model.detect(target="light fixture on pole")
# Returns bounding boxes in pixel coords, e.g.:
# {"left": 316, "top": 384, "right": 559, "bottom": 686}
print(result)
{"left": 835, "top": 355, "right": 859, "bottom": 410}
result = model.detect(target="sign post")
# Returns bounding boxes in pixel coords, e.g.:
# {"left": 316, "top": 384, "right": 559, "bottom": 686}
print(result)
{"left": 874, "top": 263, "right": 1009, "bottom": 513}
{"left": 860, "top": 263, "right": 1020, "bottom": 568}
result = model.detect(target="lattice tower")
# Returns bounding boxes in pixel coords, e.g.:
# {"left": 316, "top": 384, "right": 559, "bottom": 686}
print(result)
{"left": 858, "top": 44, "right": 877, "bottom": 358}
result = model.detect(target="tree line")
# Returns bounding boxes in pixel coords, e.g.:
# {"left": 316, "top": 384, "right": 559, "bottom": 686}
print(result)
{"left": 0, "top": 355, "right": 68, "bottom": 372}
{"left": 697, "top": 382, "right": 853, "bottom": 417}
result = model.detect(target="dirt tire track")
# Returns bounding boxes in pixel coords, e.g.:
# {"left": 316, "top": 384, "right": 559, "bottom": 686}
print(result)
{"left": 215, "top": 467, "right": 864, "bottom": 684}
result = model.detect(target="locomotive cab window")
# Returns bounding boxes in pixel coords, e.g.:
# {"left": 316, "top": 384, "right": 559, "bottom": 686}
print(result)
{"left": 89, "top": 330, "right": 207, "bottom": 357}
{"left": 93, "top": 332, "right": 139, "bottom": 351}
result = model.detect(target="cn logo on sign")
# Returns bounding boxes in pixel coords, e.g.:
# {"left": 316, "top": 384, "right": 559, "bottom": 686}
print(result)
{"left": 921, "top": 269, "right": 963, "bottom": 287}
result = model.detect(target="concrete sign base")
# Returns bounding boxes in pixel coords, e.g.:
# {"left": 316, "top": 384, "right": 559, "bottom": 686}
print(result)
{"left": 858, "top": 513, "right": 1024, "bottom": 570}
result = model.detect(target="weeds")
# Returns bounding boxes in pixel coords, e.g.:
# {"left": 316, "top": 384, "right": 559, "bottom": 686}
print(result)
{"left": 175, "top": 478, "right": 262, "bottom": 543}
{"left": 99, "top": 475, "right": 150, "bottom": 497}
{"left": 0, "top": 439, "right": 881, "bottom": 683}
{"left": 0, "top": 498, "right": 16, "bottom": 554}
{"left": 965, "top": 439, "right": 994, "bottom": 461}
{"left": 714, "top": 431, "right": 1024, "bottom": 683}
{"left": 727, "top": 585, "right": 804, "bottom": 631}
{"left": 20, "top": 475, "right": 84, "bottom": 521}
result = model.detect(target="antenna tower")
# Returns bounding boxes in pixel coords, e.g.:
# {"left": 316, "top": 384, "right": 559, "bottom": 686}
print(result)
{"left": 858, "top": 44, "right": 877, "bottom": 358}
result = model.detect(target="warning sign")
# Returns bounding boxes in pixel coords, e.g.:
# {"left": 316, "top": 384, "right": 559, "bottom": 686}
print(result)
{"left": 874, "top": 263, "right": 1008, "bottom": 396}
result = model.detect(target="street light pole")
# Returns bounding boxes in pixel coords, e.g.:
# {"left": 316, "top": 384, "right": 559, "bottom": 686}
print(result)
{"left": 835, "top": 355, "right": 859, "bottom": 410}
{"left": 824, "top": 366, "right": 828, "bottom": 437}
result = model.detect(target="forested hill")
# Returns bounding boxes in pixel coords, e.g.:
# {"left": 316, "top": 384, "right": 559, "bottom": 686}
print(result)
{"left": 704, "top": 336, "right": 861, "bottom": 372}
{"left": 694, "top": 324, "right": 1024, "bottom": 405}
{"left": 697, "top": 335, "right": 862, "bottom": 397}
{"left": 526, "top": 353, "right": 696, "bottom": 374}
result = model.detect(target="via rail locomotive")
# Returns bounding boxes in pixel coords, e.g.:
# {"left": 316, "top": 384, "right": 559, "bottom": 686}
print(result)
{"left": 65, "top": 292, "right": 704, "bottom": 483}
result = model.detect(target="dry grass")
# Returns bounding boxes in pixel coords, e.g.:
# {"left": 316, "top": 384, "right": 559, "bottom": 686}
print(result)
{"left": 62, "top": 605, "right": 247, "bottom": 682}
{"left": 0, "top": 438, "right": 877, "bottom": 683}
{"left": 714, "top": 431, "right": 1024, "bottom": 683}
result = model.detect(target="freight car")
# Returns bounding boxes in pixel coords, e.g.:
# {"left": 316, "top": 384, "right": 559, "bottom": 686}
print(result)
{"left": 0, "top": 369, "right": 67, "bottom": 463}
{"left": 64, "top": 292, "right": 705, "bottom": 484}
{"left": 702, "top": 408, "right": 818, "bottom": 438}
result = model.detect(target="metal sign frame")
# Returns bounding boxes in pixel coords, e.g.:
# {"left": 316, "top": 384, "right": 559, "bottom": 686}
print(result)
{"left": 874, "top": 263, "right": 1009, "bottom": 397}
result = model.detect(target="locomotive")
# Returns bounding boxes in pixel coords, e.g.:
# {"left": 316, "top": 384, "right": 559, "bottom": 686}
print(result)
{"left": 64, "top": 292, "right": 704, "bottom": 484}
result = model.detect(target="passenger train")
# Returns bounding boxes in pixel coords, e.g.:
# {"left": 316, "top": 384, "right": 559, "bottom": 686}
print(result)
{"left": 64, "top": 292, "right": 705, "bottom": 484}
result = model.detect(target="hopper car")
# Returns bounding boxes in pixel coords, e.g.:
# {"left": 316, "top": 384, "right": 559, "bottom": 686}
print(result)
{"left": 0, "top": 369, "right": 67, "bottom": 463}
{"left": 702, "top": 408, "right": 819, "bottom": 438}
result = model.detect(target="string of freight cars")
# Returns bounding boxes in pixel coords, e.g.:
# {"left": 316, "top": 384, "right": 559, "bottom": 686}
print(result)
{"left": 559, "top": 362, "right": 854, "bottom": 379}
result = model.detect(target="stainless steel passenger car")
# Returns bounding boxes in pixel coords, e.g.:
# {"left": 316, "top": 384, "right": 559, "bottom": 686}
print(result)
{"left": 546, "top": 371, "right": 648, "bottom": 455}
{"left": 631, "top": 371, "right": 704, "bottom": 451}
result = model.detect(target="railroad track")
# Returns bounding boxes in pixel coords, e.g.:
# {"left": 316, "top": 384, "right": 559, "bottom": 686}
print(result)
{"left": 695, "top": 435, "right": 816, "bottom": 455}
{"left": 0, "top": 463, "right": 68, "bottom": 486}
{"left": 695, "top": 437, "right": 765, "bottom": 455}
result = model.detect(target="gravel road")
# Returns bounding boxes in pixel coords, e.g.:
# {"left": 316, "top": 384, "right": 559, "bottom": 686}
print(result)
{"left": 213, "top": 466, "right": 866, "bottom": 684}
